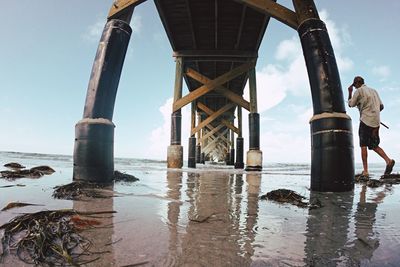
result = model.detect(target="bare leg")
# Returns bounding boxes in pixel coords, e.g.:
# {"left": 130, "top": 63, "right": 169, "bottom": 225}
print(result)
{"left": 361, "top": 146, "right": 368, "bottom": 174}
{"left": 373, "top": 146, "right": 391, "bottom": 164}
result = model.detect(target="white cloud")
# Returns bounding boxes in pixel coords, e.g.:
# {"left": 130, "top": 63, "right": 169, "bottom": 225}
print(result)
{"left": 83, "top": 19, "right": 104, "bottom": 42}
{"left": 147, "top": 98, "right": 190, "bottom": 160}
{"left": 372, "top": 65, "right": 391, "bottom": 81}
{"left": 83, "top": 14, "right": 142, "bottom": 43}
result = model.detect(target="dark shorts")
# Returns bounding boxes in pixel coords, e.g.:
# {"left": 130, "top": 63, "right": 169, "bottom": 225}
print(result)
{"left": 359, "top": 121, "right": 380, "bottom": 150}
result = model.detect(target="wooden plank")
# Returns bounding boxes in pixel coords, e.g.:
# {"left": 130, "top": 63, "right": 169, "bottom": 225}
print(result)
{"left": 191, "top": 103, "right": 235, "bottom": 136}
{"left": 197, "top": 102, "right": 240, "bottom": 135}
{"left": 235, "top": 0, "right": 298, "bottom": 30}
{"left": 186, "top": 68, "right": 250, "bottom": 111}
{"left": 173, "top": 62, "right": 255, "bottom": 112}
{"left": 108, "top": 0, "right": 147, "bottom": 19}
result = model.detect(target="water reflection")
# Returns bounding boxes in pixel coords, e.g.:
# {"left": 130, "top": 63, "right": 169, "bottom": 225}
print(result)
{"left": 165, "top": 171, "right": 261, "bottom": 266}
{"left": 304, "top": 191, "right": 354, "bottom": 266}
{"left": 73, "top": 185, "right": 115, "bottom": 266}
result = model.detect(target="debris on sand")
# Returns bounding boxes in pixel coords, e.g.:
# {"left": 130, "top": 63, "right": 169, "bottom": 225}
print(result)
{"left": 53, "top": 181, "right": 111, "bottom": 200}
{"left": 355, "top": 173, "right": 370, "bottom": 183}
{"left": 3, "top": 162, "right": 25, "bottom": 169}
{"left": 0, "top": 209, "right": 115, "bottom": 266}
{"left": 1, "top": 202, "right": 42, "bottom": 211}
{"left": 30, "top": 165, "right": 55, "bottom": 175}
{"left": 366, "top": 179, "right": 382, "bottom": 188}
{"left": 0, "top": 184, "right": 26, "bottom": 188}
{"left": 380, "top": 173, "right": 400, "bottom": 185}
{"left": 260, "top": 189, "right": 308, "bottom": 208}
{"left": 114, "top": 170, "right": 139, "bottom": 183}
{"left": 0, "top": 164, "right": 55, "bottom": 180}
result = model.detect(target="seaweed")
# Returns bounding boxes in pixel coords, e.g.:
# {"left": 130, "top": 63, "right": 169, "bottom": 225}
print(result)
{"left": 53, "top": 181, "right": 111, "bottom": 200}
{"left": 114, "top": 171, "right": 139, "bottom": 183}
{"left": 260, "top": 189, "right": 308, "bottom": 208}
{"left": 3, "top": 163, "right": 25, "bottom": 169}
{"left": 0, "top": 164, "right": 55, "bottom": 181}
{"left": 0, "top": 209, "right": 115, "bottom": 266}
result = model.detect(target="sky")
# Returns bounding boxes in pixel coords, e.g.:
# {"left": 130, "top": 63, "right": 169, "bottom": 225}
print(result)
{"left": 1, "top": 0, "right": 400, "bottom": 164}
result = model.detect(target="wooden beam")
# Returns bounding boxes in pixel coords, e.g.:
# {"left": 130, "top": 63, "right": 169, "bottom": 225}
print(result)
{"left": 191, "top": 103, "right": 235, "bottom": 136}
{"left": 206, "top": 127, "right": 231, "bottom": 146}
{"left": 173, "top": 62, "right": 254, "bottom": 112}
{"left": 200, "top": 124, "right": 224, "bottom": 143}
{"left": 197, "top": 102, "right": 240, "bottom": 134}
{"left": 186, "top": 68, "right": 250, "bottom": 111}
{"left": 203, "top": 128, "right": 230, "bottom": 153}
{"left": 108, "top": 0, "right": 147, "bottom": 19}
{"left": 173, "top": 50, "right": 257, "bottom": 58}
{"left": 234, "top": 0, "right": 298, "bottom": 30}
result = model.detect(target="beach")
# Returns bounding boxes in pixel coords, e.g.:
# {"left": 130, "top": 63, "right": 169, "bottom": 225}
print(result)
{"left": 1, "top": 151, "right": 399, "bottom": 266}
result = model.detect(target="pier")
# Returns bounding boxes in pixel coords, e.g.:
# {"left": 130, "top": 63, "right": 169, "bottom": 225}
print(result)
{"left": 73, "top": 0, "right": 354, "bottom": 192}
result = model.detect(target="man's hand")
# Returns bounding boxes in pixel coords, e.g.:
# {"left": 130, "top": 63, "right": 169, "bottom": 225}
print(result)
{"left": 348, "top": 84, "right": 353, "bottom": 100}
{"left": 348, "top": 84, "right": 353, "bottom": 93}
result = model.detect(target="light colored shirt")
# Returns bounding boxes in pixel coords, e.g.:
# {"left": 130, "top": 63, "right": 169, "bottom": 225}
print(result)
{"left": 348, "top": 84, "right": 382, "bottom": 127}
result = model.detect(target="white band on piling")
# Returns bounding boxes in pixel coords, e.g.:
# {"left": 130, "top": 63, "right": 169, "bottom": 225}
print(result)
{"left": 76, "top": 118, "right": 115, "bottom": 126}
{"left": 309, "top": 112, "right": 351, "bottom": 123}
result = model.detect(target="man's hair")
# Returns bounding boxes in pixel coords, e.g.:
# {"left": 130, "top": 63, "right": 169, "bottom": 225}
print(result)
{"left": 353, "top": 76, "right": 364, "bottom": 85}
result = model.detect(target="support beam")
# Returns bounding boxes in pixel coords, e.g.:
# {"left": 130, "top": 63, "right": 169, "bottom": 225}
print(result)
{"left": 191, "top": 103, "right": 235, "bottom": 136}
{"left": 200, "top": 124, "right": 224, "bottom": 143}
{"left": 168, "top": 57, "right": 184, "bottom": 168}
{"left": 73, "top": 19, "right": 133, "bottom": 183}
{"left": 197, "top": 102, "right": 240, "bottom": 134}
{"left": 203, "top": 128, "right": 230, "bottom": 153}
{"left": 108, "top": 0, "right": 147, "bottom": 20}
{"left": 248, "top": 67, "right": 258, "bottom": 113}
{"left": 234, "top": 0, "right": 298, "bottom": 30}
{"left": 205, "top": 125, "right": 231, "bottom": 145}
{"left": 293, "top": 0, "right": 354, "bottom": 192}
{"left": 173, "top": 62, "right": 254, "bottom": 112}
{"left": 186, "top": 68, "right": 250, "bottom": 111}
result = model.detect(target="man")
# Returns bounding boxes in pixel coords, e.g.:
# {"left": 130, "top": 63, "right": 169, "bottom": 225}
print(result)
{"left": 348, "top": 76, "right": 395, "bottom": 177}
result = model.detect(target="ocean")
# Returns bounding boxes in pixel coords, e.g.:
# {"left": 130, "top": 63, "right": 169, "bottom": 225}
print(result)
{"left": 0, "top": 151, "right": 399, "bottom": 266}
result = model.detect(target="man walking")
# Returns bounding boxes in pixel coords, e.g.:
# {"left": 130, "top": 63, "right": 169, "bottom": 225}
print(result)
{"left": 348, "top": 76, "right": 395, "bottom": 176}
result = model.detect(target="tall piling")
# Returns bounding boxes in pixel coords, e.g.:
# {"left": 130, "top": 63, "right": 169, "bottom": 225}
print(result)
{"left": 246, "top": 67, "right": 262, "bottom": 171}
{"left": 235, "top": 106, "right": 244, "bottom": 169}
{"left": 293, "top": 0, "right": 354, "bottom": 191}
{"left": 73, "top": 18, "right": 133, "bottom": 183}
{"left": 167, "top": 57, "right": 184, "bottom": 168}
{"left": 188, "top": 102, "right": 196, "bottom": 168}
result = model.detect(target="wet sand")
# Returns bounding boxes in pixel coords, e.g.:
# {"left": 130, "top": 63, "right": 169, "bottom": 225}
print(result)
{"left": 1, "top": 153, "right": 400, "bottom": 266}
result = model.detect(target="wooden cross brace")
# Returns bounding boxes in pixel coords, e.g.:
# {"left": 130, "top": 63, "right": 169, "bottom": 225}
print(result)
{"left": 233, "top": 0, "right": 299, "bottom": 30}
{"left": 190, "top": 103, "right": 235, "bottom": 136}
{"left": 173, "top": 61, "right": 255, "bottom": 112}
{"left": 197, "top": 102, "right": 240, "bottom": 135}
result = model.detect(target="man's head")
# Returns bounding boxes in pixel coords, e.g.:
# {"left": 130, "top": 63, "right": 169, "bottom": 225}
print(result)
{"left": 353, "top": 76, "right": 364, "bottom": 88}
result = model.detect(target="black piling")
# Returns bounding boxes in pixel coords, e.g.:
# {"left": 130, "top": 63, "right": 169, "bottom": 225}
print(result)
{"left": 196, "top": 145, "right": 201, "bottom": 163}
{"left": 295, "top": 0, "right": 354, "bottom": 192}
{"left": 249, "top": 113, "right": 260, "bottom": 150}
{"left": 73, "top": 19, "right": 132, "bottom": 183}
{"left": 188, "top": 137, "right": 196, "bottom": 168}
{"left": 229, "top": 148, "right": 235, "bottom": 166}
{"left": 235, "top": 137, "right": 244, "bottom": 169}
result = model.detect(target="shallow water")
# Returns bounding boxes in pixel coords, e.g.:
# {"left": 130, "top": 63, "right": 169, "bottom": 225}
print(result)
{"left": 0, "top": 151, "right": 399, "bottom": 266}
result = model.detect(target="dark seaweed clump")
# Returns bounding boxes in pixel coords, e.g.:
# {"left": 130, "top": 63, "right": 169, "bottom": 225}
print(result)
{"left": 0, "top": 209, "right": 115, "bottom": 266}
{"left": 53, "top": 181, "right": 110, "bottom": 200}
{"left": 260, "top": 189, "right": 308, "bottom": 208}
